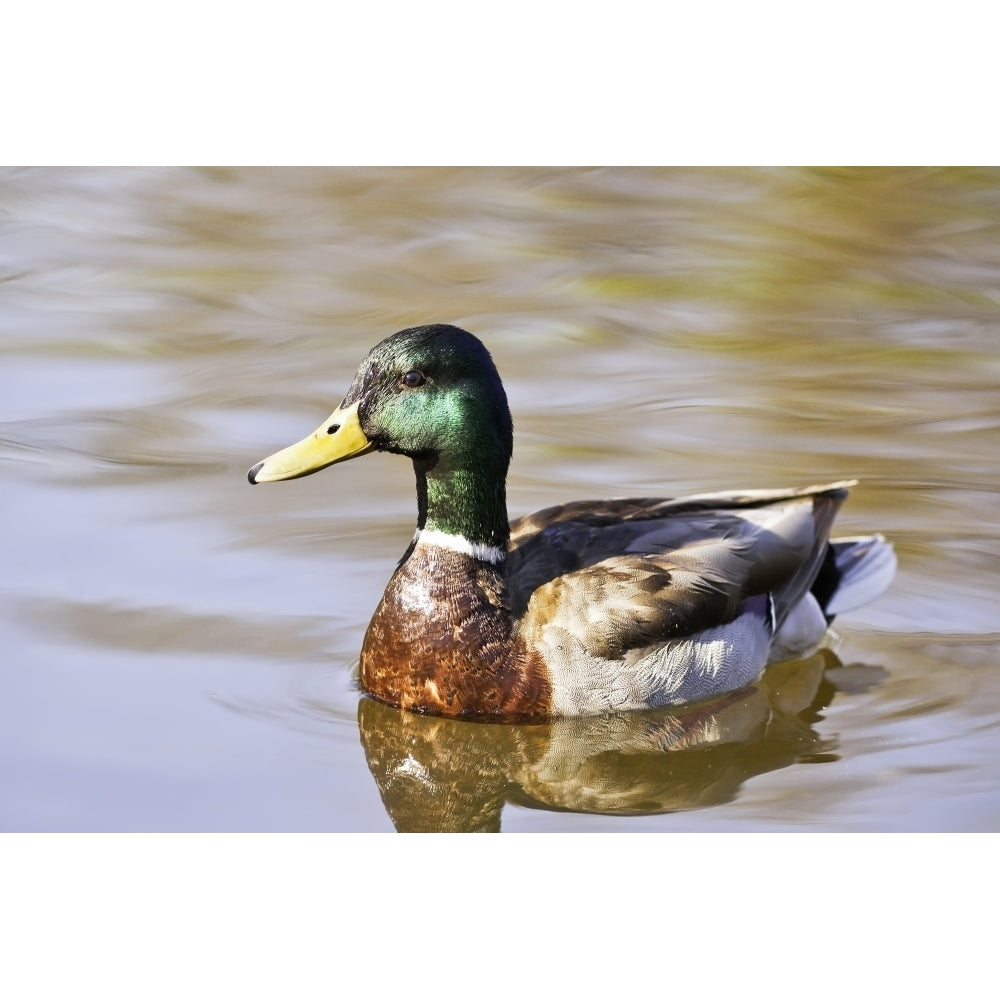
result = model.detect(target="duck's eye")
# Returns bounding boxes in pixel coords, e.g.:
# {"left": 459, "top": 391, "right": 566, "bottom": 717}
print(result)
{"left": 401, "top": 370, "right": 426, "bottom": 389}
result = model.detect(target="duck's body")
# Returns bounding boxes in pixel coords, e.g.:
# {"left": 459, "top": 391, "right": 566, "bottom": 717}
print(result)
{"left": 250, "top": 324, "right": 895, "bottom": 721}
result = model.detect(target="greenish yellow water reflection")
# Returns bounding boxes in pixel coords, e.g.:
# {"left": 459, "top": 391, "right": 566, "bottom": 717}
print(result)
{"left": 360, "top": 651, "right": 874, "bottom": 832}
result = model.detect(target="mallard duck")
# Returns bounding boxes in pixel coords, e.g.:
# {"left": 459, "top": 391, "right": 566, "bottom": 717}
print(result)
{"left": 249, "top": 324, "right": 895, "bottom": 721}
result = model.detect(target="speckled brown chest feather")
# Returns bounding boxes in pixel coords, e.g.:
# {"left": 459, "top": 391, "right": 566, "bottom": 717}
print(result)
{"left": 359, "top": 545, "right": 553, "bottom": 720}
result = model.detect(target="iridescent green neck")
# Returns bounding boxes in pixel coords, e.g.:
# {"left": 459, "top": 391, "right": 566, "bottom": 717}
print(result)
{"left": 414, "top": 454, "right": 510, "bottom": 551}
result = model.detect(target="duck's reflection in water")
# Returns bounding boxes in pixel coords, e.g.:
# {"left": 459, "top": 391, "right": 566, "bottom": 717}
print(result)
{"left": 358, "top": 649, "right": 885, "bottom": 832}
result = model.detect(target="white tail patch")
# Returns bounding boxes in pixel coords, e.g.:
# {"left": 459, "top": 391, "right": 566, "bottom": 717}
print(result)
{"left": 770, "top": 593, "right": 828, "bottom": 662}
{"left": 826, "top": 534, "right": 897, "bottom": 616}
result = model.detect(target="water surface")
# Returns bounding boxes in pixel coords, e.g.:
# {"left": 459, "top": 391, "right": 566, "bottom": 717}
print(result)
{"left": 2, "top": 166, "right": 998, "bottom": 831}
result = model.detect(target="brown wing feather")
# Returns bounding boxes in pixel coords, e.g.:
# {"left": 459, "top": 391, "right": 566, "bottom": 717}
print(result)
{"left": 508, "top": 483, "right": 851, "bottom": 660}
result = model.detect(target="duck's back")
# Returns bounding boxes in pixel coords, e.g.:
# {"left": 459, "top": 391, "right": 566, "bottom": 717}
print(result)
{"left": 508, "top": 482, "right": 893, "bottom": 715}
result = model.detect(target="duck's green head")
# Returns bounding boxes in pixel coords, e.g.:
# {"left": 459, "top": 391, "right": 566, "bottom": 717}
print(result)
{"left": 248, "top": 324, "right": 514, "bottom": 486}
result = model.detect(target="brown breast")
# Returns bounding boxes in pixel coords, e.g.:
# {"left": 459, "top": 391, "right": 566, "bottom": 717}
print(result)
{"left": 359, "top": 545, "right": 553, "bottom": 720}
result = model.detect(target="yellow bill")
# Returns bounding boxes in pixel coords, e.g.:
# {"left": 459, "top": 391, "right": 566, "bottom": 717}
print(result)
{"left": 248, "top": 400, "right": 374, "bottom": 484}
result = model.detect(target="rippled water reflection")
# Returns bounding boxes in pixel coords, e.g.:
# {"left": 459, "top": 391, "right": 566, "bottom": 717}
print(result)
{"left": 2, "top": 167, "right": 998, "bottom": 831}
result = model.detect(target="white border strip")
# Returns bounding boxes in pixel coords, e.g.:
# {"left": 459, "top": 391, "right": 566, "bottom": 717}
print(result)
{"left": 416, "top": 528, "right": 505, "bottom": 564}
